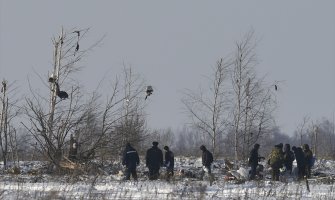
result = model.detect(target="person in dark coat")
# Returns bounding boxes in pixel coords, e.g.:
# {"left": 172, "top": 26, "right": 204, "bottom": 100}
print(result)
{"left": 145, "top": 141, "right": 163, "bottom": 180}
{"left": 303, "top": 144, "right": 313, "bottom": 178}
{"left": 248, "top": 143, "right": 261, "bottom": 180}
{"left": 200, "top": 145, "right": 213, "bottom": 180}
{"left": 122, "top": 143, "right": 140, "bottom": 180}
{"left": 278, "top": 143, "right": 284, "bottom": 155}
{"left": 69, "top": 134, "right": 78, "bottom": 161}
{"left": 163, "top": 146, "right": 174, "bottom": 181}
{"left": 292, "top": 146, "right": 306, "bottom": 180}
{"left": 283, "top": 144, "right": 295, "bottom": 174}
{"left": 268, "top": 144, "right": 284, "bottom": 181}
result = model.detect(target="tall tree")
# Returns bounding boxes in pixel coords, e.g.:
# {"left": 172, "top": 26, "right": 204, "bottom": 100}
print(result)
{"left": 73, "top": 65, "right": 149, "bottom": 160}
{"left": 229, "top": 31, "right": 276, "bottom": 166}
{"left": 182, "top": 58, "right": 230, "bottom": 157}
{"left": 0, "top": 80, "right": 20, "bottom": 169}
{"left": 22, "top": 27, "right": 102, "bottom": 168}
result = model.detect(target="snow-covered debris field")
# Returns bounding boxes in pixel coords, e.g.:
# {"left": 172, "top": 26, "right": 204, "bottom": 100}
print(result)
{"left": 0, "top": 158, "right": 334, "bottom": 199}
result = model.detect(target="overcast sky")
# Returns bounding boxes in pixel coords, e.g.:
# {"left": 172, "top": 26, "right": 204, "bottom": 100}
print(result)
{"left": 1, "top": 0, "right": 334, "bottom": 135}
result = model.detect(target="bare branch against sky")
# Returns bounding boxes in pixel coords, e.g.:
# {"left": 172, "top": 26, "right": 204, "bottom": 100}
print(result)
{"left": 1, "top": 0, "right": 334, "bottom": 135}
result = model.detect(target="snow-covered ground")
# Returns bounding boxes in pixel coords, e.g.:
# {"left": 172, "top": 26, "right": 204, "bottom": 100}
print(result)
{"left": 0, "top": 158, "right": 334, "bottom": 199}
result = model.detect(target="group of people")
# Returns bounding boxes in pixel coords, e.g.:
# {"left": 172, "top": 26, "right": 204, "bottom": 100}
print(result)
{"left": 249, "top": 143, "right": 314, "bottom": 181}
{"left": 122, "top": 142, "right": 214, "bottom": 181}
{"left": 122, "top": 141, "right": 175, "bottom": 181}
{"left": 123, "top": 141, "right": 314, "bottom": 182}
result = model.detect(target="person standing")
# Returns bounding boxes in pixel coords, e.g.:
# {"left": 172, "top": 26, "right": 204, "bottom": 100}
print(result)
{"left": 146, "top": 141, "right": 163, "bottom": 180}
{"left": 283, "top": 144, "right": 295, "bottom": 174}
{"left": 292, "top": 146, "right": 306, "bottom": 180}
{"left": 268, "top": 144, "right": 284, "bottom": 181}
{"left": 303, "top": 144, "right": 313, "bottom": 178}
{"left": 163, "top": 146, "right": 174, "bottom": 181}
{"left": 248, "top": 143, "right": 261, "bottom": 180}
{"left": 200, "top": 145, "right": 214, "bottom": 181}
{"left": 278, "top": 143, "right": 284, "bottom": 155}
{"left": 69, "top": 134, "right": 78, "bottom": 161}
{"left": 122, "top": 143, "right": 140, "bottom": 181}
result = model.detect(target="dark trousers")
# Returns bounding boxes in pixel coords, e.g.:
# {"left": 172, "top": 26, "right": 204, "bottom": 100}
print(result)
{"left": 148, "top": 167, "right": 160, "bottom": 180}
{"left": 272, "top": 167, "right": 280, "bottom": 181}
{"left": 249, "top": 164, "right": 257, "bottom": 180}
{"left": 285, "top": 163, "right": 293, "bottom": 174}
{"left": 125, "top": 167, "right": 137, "bottom": 180}
{"left": 297, "top": 165, "right": 306, "bottom": 180}
{"left": 200, "top": 165, "right": 212, "bottom": 180}
{"left": 305, "top": 165, "right": 311, "bottom": 178}
{"left": 204, "top": 165, "right": 211, "bottom": 174}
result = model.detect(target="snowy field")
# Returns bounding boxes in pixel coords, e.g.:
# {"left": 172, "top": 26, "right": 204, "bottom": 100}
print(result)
{"left": 0, "top": 157, "right": 334, "bottom": 199}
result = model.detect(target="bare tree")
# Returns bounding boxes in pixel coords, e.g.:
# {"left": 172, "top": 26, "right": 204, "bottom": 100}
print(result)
{"left": 182, "top": 58, "right": 230, "bottom": 157}
{"left": 73, "top": 65, "right": 149, "bottom": 161}
{"left": 230, "top": 31, "right": 276, "bottom": 166}
{"left": 172, "top": 126, "right": 207, "bottom": 157}
{"left": 312, "top": 118, "right": 335, "bottom": 159}
{"left": 290, "top": 117, "right": 335, "bottom": 159}
{"left": 294, "top": 115, "right": 310, "bottom": 146}
{"left": 22, "top": 27, "right": 102, "bottom": 168}
{"left": 0, "top": 80, "right": 20, "bottom": 169}
{"left": 116, "top": 66, "right": 148, "bottom": 149}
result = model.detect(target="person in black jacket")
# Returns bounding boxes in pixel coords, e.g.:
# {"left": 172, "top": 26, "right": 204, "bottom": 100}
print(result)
{"left": 146, "top": 141, "right": 163, "bottom": 180}
{"left": 303, "top": 144, "right": 313, "bottom": 178}
{"left": 292, "top": 146, "right": 306, "bottom": 180}
{"left": 163, "top": 146, "right": 174, "bottom": 181}
{"left": 248, "top": 143, "right": 262, "bottom": 180}
{"left": 200, "top": 145, "right": 213, "bottom": 181}
{"left": 283, "top": 144, "right": 295, "bottom": 174}
{"left": 122, "top": 143, "right": 140, "bottom": 181}
{"left": 69, "top": 134, "right": 78, "bottom": 161}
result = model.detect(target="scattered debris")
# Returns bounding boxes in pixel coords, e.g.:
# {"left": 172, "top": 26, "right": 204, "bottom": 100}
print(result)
{"left": 145, "top": 86, "right": 153, "bottom": 100}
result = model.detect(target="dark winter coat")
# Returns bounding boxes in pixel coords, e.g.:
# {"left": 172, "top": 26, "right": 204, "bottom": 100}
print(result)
{"left": 268, "top": 146, "right": 284, "bottom": 169}
{"left": 164, "top": 150, "right": 174, "bottom": 170}
{"left": 248, "top": 147, "right": 259, "bottom": 167}
{"left": 283, "top": 149, "right": 295, "bottom": 167}
{"left": 303, "top": 148, "right": 313, "bottom": 167}
{"left": 202, "top": 149, "right": 213, "bottom": 167}
{"left": 122, "top": 145, "right": 140, "bottom": 169}
{"left": 146, "top": 146, "right": 163, "bottom": 169}
{"left": 292, "top": 147, "right": 305, "bottom": 168}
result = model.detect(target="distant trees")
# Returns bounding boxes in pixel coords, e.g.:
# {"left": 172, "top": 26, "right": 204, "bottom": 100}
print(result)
{"left": 294, "top": 115, "right": 310, "bottom": 146}
{"left": 313, "top": 118, "right": 335, "bottom": 159}
{"left": 291, "top": 117, "right": 335, "bottom": 159}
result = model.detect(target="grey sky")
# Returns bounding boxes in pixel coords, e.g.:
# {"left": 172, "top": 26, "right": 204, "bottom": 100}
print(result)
{"left": 1, "top": 0, "right": 335, "bottom": 135}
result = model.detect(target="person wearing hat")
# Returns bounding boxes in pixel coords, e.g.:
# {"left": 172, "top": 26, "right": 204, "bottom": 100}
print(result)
{"left": 145, "top": 141, "right": 163, "bottom": 180}
{"left": 163, "top": 146, "right": 175, "bottom": 181}
{"left": 267, "top": 144, "right": 284, "bottom": 181}
{"left": 200, "top": 145, "right": 214, "bottom": 180}
{"left": 122, "top": 142, "right": 140, "bottom": 181}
